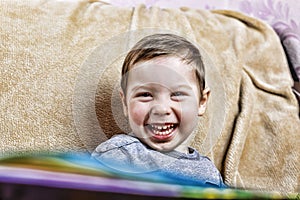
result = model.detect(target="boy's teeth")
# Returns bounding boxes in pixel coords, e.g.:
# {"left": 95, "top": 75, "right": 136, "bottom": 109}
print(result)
{"left": 149, "top": 124, "right": 175, "bottom": 135}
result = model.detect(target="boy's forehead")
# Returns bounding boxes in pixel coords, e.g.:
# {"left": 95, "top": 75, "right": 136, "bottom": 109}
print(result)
{"left": 132, "top": 56, "right": 195, "bottom": 72}
{"left": 126, "top": 58, "right": 198, "bottom": 88}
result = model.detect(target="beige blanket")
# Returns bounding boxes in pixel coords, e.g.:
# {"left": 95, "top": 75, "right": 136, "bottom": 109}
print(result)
{"left": 0, "top": 0, "right": 299, "bottom": 194}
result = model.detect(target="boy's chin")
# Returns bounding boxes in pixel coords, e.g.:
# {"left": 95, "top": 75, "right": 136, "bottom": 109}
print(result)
{"left": 131, "top": 131, "right": 180, "bottom": 152}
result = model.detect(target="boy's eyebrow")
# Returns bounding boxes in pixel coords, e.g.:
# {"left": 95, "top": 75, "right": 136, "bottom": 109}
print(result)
{"left": 131, "top": 85, "right": 153, "bottom": 91}
{"left": 131, "top": 84, "right": 194, "bottom": 91}
{"left": 171, "top": 84, "right": 193, "bottom": 90}
{"left": 129, "top": 85, "right": 154, "bottom": 94}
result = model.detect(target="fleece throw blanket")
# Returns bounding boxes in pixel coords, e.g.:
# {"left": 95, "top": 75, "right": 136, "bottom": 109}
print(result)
{"left": 0, "top": 0, "right": 299, "bottom": 194}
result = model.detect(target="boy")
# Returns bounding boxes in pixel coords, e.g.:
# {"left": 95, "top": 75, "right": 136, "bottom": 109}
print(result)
{"left": 92, "top": 34, "right": 225, "bottom": 188}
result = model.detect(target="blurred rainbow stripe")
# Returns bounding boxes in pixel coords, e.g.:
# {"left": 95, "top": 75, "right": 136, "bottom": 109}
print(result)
{"left": 0, "top": 152, "right": 292, "bottom": 199}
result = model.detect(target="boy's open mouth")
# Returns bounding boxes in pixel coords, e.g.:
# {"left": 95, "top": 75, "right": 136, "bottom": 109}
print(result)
{"left": 146, "top": 123, "right": 178, "bottom": 140}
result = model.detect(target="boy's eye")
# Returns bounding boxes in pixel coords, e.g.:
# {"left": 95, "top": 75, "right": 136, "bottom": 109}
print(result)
{"left": 171, "top": 91, "right": 184, "bottom": 96}
{"left": 171, "top": 91, "right": 187, "bottom": 101}
{"left": 137, "top": 92, "right": 152, "bottom": 97}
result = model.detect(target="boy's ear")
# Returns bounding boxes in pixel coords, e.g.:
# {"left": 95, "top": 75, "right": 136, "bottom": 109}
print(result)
{"left": 119, "top": 89, "right": 128, "bottom": 117}
{"left": 198, "top": 87, "right": 210, "bottom": 116}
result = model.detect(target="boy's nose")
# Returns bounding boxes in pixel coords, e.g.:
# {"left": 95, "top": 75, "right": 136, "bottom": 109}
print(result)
{"left": 150, "top": 103, "right": 172, "bottom": 116}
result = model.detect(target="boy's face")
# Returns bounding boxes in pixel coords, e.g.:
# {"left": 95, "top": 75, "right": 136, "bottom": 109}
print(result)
{"left": 120, "top": 56, "right": 209, "bottom": 153}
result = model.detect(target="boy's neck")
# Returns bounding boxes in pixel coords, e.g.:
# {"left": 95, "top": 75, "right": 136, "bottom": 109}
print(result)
{"left": 175, "top": 145, "right": 190, "bottom": 154}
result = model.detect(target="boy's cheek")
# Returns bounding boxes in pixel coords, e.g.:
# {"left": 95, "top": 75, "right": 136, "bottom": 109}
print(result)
{"left": 128, "top": 103, "right": 147, "bottom": 126}
{"left": 180, "top": 101, "right": 199, "bottom": 114}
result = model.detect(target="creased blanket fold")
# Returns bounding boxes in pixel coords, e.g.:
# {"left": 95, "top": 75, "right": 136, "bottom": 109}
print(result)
{"left": 0, "top": 0, "right": 299, "bottom": 193}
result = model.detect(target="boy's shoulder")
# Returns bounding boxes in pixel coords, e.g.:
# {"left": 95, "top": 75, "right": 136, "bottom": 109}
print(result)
{"left": 91, "top": 134, "right": 159, "bottom": 173}
{"left": 94, "top": 134, "right": 140, "bottom": 153}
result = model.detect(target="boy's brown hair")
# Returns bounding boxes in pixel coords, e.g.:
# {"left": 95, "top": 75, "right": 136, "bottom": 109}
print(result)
{"left": 121, "top": 33, "right": 206, "bottom": 98}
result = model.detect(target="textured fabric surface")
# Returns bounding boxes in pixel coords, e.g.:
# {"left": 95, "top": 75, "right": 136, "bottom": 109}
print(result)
{"left": 105, "top": 0, "right": 300, "bottom": 82}
{"left": 1, "top": 0, "right": 299, "bottom": 194}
